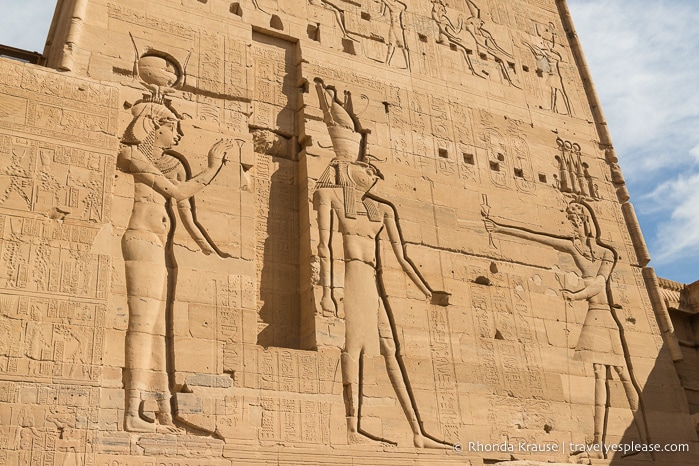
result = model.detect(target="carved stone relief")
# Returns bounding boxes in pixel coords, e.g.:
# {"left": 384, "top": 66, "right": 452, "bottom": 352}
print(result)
{"left": 308, "top": 0, "right": 353, "bottom": 40}
{"left": 313, "top": 79, "right": 451, "bottom": 448}
{"left": 523, "top": 22, "right": 572, "bottom": 115}
{"left": 0, "top": 57, "right": 116, "bottom": 466}
{"left": 2, "top": 0, "right": 698, "bottom": 464}
{"left": 117, "top": 48, "right": 237, "bottom": 433}
{"left": 554, "top": 138, "right": 600, "bottom": 200}
{"left": 431, "top": 0, "right": 518, "bottom": 86}
{"left": 484, "top": 130, "right": 509, "bottom": 188}
{"left": 483, "top": 199, "right": 650, "bottom": 457}
{"left": 376, "top": 0, "right": 410, "bottom": 69}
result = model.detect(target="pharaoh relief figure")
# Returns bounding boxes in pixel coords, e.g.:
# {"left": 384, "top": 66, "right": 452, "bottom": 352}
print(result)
{"left": 378, "top": 0, "right": 410, "bottom": 69}
{"left": 523, "top": 22, "right": 572, "bottom": 116}
{"left": 483, "top": 200, "right": 650, "bottom": 457}
{"left": 118, "top": 45, "right": 236, "bottom": 433}
{"left": 313, "top": 79, "right": 450, "bottom": 448}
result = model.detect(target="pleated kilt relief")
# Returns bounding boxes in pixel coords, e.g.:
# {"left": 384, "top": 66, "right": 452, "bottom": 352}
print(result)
{"left": 574, "top": 304, "right": 626, "bottom": 367}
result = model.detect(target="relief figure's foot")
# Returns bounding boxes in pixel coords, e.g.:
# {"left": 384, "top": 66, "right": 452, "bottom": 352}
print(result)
{"left": 125, "top": 413, "right": 184, "bottom": 434}
{"left": 155, "top": 412, "right": 184, "bottom": 434}
{"left": 124, "top": 413, "right": 156, "bottom": 433}
{"left": 413, "top": 433, "right": 452, "bottom": 449}
{"left": 154, "top": 423, "right": 184, "bottom": 434}
{"left": 348, "top": 430, "right": 395, "bottom": 447}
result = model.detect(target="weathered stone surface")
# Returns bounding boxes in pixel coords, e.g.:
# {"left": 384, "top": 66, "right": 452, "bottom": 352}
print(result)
{"left": 0, "top": 0, "right": 698, "bottom": 464}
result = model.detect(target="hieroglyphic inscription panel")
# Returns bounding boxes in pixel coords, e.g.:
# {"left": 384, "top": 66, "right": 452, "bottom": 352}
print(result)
{"left": 0, "top": 57, "right": 117, "bottom": 466}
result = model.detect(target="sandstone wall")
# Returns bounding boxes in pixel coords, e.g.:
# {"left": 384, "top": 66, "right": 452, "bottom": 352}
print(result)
{"left": 0, "top": 0, "right": 697, "bottom": 465}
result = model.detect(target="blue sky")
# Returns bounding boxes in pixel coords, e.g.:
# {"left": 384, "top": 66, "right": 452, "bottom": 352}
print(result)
{"left": 567, "top": 0, "right": 699, "bottom": 284}
{"left": 1, "top": 1, "right": 697, "bottom": 284}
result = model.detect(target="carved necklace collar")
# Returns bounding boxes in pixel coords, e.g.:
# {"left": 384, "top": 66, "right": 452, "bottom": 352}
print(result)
{"left": 573, "top": 237, "right": 595, "bottom": 260}
{"left": 354, "top": 195, "right": 381, "bottom": 222}
{"left": 137, "top": 133, "right": 179, "bottom": 174}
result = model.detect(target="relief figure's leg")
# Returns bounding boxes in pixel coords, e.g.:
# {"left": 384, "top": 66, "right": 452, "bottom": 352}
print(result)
{"left": 614, "top": 365, "right": 649, "bottom": 445}
{"left": 385, "top": 43, "right": 396, "bottom": 66}
{"left": 341, "top": 350, "right": 361, "bottom": 434}
{"left": 378, "top": 308, "right": 450, "bottom": 449}
{"left": 592, "top": 363, "right": 608, "bottom": 457}
{"left": 342, "top": 261, "right": 381, "bottom": 442}
{"left": 122, "top": 232, "right": 176, "bottom": 433}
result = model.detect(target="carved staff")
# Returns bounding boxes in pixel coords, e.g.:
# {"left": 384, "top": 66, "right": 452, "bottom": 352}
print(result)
{"left": 480, "top": 193, "right": 496, "bottom": 248}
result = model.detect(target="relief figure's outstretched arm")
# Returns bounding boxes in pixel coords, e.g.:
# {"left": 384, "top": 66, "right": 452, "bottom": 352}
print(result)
{"left": 121, "top": 139, "right": 232, "bottom": 201}
{"left": 483, "top": 216, "right": 575, "bottom": 254}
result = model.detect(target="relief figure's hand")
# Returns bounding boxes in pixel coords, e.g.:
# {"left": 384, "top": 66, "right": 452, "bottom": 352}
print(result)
{"left": 482, "top": 217, "right": 497, "bottom": 233}
{"left": 196, "top": 237, "right": 214, "bottom": 255}
{"left": 208, "top": 139, "right": 236, "bottom": 169}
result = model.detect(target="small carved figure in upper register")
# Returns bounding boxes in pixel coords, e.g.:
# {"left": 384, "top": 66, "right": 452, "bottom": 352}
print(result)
{"left": 524, "top": 22, "right": 571, "bottom": 116}
{"left": 431, "top": 0, "right": 517, "bottom": 86}
{"left": 378, "top": 0, "right": 410, "bottom": 69}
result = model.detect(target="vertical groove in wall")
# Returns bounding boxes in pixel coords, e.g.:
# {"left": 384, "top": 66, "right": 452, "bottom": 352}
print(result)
{"left": 58, "top": 0, "right": 89, "bottom": 72}
{"left": 642, "top": 267, "right": 684, "bottom": 361}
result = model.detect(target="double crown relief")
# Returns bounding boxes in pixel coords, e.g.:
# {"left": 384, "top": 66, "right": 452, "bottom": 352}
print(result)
{"left": 313, "top": 79, "right": 451, "bottom": 448}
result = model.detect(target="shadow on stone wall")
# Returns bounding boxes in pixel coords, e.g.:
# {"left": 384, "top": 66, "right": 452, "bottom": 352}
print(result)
{"left": 607, "top": 341, "right": 698, "bottom": 465}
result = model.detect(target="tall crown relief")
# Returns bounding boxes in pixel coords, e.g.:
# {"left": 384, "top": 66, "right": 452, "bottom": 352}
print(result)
{"left": 313, "top": 78, "right": 382, "bottom": 221}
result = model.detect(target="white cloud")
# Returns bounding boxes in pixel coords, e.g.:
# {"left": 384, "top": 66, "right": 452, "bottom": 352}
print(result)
{"left": 642, "top": 172, "right": 699, "bottom": 264}
{"left": 568, "top": 0, "right": 699, "bottom": 281}
{"left": 568, "top": 0, "right": 699, "bottom": 177}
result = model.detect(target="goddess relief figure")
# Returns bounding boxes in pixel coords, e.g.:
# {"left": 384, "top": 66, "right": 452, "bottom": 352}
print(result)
{"left": 313, "top": 80, "right": 450, "bottom": 448}
{"left": 483, "top": 200, "right": 649, "bottom": 455}
{"left": 118, "top": 97, "right": 234, "bottom": 433}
